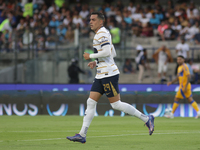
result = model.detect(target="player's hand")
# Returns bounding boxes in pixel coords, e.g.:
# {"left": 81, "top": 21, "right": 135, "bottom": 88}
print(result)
{"left": 83, "top": 52, "right": 90, "bottom": 60}
{"left": 167, "top": 81, "right": 172, "bottom": 86}
{"left": 88, "top": 61, "right": 96, "bottom": 69}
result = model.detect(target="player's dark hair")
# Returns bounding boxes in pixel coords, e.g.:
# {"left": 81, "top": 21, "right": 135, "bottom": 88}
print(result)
{"left": 91, "top": 12, "right": 105, "bottom": 21}
{"left": 177, "top": 55, "right": 185, "bottom": 59}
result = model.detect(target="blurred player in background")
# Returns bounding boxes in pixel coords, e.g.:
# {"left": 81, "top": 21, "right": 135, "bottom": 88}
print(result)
{"left": 166, "top": 55, "right": 200, "bottom": 119}
{"left": 67, "top": 12, "right": 155, "bottom": 143}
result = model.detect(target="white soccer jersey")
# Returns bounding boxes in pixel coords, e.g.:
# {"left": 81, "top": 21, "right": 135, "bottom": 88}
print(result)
{"left": 92, "top": 26, "right": 120, "bottom": 79}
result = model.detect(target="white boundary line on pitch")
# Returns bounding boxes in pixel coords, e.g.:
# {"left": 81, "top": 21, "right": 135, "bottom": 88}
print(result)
{"left": 0, "top": 131, "right": 200, "bottom": 143}
{"left": 0, "top": 129, "right": 197, "bottom": 133}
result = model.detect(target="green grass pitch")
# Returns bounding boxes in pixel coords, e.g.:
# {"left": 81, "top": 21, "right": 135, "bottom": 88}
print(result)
{"left": 0, "top": 116, "right": 200, "bottom": 150}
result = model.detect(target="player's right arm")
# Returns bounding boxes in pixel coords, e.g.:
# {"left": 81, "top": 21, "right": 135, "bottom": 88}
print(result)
{"left": 167, "top": 75, "right": 178, "bottom": 86}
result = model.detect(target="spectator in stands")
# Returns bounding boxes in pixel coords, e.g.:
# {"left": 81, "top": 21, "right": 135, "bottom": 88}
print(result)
{"left": 72, "top": 11, "right": 84, "bottom": 27}
{"left": 135, "top": 45, "right": 145, "bottom": 83}
{"left": 80, "top": 20, "right": 90, "bottom": 38}
{"left": 110, "top": 22, "right": 121, "bottom": 46}
{"left": 49, "top": 16, "right": 60, "bottom": 29}
{"left": 186, "top": 2, "right": 199, "bottom": 25}
{"left": 34, "top": 28, "right": 45, "bottom": 51}
{"left": 63, "top": 14, "right": 72, "bottom": 26}
{"left": 115, "top": 10, "right": 122, "bottom": 25}
{"left": 165, "top": 8, "right": 175, "bottom": 24}
{"left": 65, "top": 26, "right": 74, "bottom": 43}
{"left": 155, "top": 9, "right": 164, "bottom": 21}
{"left": 127, "top": 1, "right": 136, "bottom": 14}
{"left": 145, "top": 6, "right": 153, "bottom": 19}
{"left": 106, "top": 6, "right": 116, "bottom": 18}
{"left": 157, "top": 20, "right": 168, "bottom": 40}
{"left": 141, "top": 22, "right": 153, "bottom": 37}
{"left": 131, "top": 7, "right": 142, "bottom": 22}
{"left": 1, "top": 29, "right": 12, "bottom": 52}
{"left": 123, "top": 10, "right": 132, "bottom": 25}
{"left": 132, "top": 21, "right": 142, "bottom": 37}
{"left": 176, "top": 38, "right": 190, "bottom": 59}
{"left": 140, "top": 13, "right": 150, "bottom": 27}
{"left": 0, "top": 9, "right": 6, "bottom": 24}
{"left": 153, "top": 45, "right": 173, "bottom": 81}
{"left": 22, "top": 26, "right": 33, "bottom": 47}
{"left": 17, "top": 37, "right": 23, "bottom": 51}
{"left": 47, "top": 3, "right": 59, "bottom": 15}
{"left": 74, "top": 2, "right": 82, "bottom": 13}
{"left": 174, "top": 38, "right": 190, "bottom": 75}
{"left": 179, "top": 9, "right": 189, "bottom": 27}
{"left": 180, "top": 22, "right": 199, "bottom": 41}
{"left": 116, "top": 0, "right": 124, "bottom": 12}
{"left": 163, "top": 23, "right": 176, "bottom": 41}
{"left": 123, "top": 58, "right": 134, "bottom": 74}
{"left": 149, "top": 13, "right": 160, "bottom": 29}
{"left": 174, "top": 6, "right": 182, "bottom": 18}
{"left": 194, "top": 33, "right": 200, "bottom": 45}
{"left": 57, "top": 23, "right": 67, "bottom": 43}
{"left": 167, "top": 0, "right": 174, "bottom": 9}
{"left": 138, "top": 49, "right": 147, "bottom": 83}
{"left": 79, "top": 4, "right": 89, "bottom": 19}
{"left": 46, "top": 28, "right": 57, "bottom": 47}
{"left": 0, "top": 15, "right": 12, "bottom": 33}
{"left": 172, "top": 19, "right": 182, "bottom": 39}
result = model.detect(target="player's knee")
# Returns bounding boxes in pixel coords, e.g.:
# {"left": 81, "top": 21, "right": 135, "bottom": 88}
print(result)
{"left": 110, "top": 100, "right": 122, "bottom": 110}
{"left": 87, "top": 98, "right": 97, "bottom": 107}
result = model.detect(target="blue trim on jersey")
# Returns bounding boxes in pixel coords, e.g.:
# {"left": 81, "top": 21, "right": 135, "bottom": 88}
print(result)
{"left": 190, "top": 100, "right": 194, "bottom": 104}
{"left": 101, "top": 43, "right": 110, "bottom": 47}
{"left": 180, "top": 89, "right": 186, "bottom": 98}
{"left": 174, "top": 101, "right": 179, "bottom": 104}
{"left": 179, "top": 70, "right": 184, "bottom": 76}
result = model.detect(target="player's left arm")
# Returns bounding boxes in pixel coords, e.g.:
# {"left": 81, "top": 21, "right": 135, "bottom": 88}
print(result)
{"left": 184, "top": 74, "right": 190, "bottom": 92}
{"left": 167, "top": 75, "right": 178, "bottom": 86}
{"left": 83, "top": 45, "right": 111, "bottom": 60}
{"left": 83, "top": 36, "right": 111, "bottom": 60}
{"left": 184, "top": 65, "right": 191, "bottom": 92}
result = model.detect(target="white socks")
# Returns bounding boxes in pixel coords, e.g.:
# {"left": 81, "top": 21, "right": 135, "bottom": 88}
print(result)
{"left": 79, "top": 99, "right": 149, "bottom": 137}
{"left": 79, "top": 98, "right": 97, "bottom": 137}
{"left": 110, "top": 100, "right": 149, "bottom": 123}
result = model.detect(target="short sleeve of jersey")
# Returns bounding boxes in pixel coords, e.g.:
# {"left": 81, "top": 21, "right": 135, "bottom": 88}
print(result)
{"left": 95, "top": 32, "right": 110, "bottom": 48}
{"left": 183, "top": 64, "right": 190, "bottom": 76}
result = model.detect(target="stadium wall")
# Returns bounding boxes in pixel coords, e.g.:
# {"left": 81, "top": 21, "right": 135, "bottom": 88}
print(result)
{"left": 0, "top": 84, "right": 200, "bottom": 117}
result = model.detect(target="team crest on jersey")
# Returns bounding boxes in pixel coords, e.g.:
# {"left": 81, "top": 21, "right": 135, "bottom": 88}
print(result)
{"left": 101, "top": 36, "right": 108, "bottom": 43}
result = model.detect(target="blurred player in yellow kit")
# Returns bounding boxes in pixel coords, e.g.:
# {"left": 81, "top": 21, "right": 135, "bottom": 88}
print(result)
{"left": 166, "top": 55, "right": 200, "bottom": 118}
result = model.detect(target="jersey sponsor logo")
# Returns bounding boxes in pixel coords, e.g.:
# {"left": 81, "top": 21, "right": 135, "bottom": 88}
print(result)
{"left": 106, "top": 92, "right": 110, "bottom": 95}
{"left": 97, "top": 70, "right": 101, "bottom": 74}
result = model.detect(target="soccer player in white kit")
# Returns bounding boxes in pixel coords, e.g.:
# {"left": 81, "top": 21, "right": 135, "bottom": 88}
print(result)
{"left": 67, "top": 12, "right": 155, "bottom": 143}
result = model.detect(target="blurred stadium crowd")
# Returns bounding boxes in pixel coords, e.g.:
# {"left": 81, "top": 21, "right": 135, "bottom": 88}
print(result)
{"left": 1, "top": 0, "right": 200, "bottom": 51}
{"left": 0, "top": 0, "right": 200, "bottom": 84}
